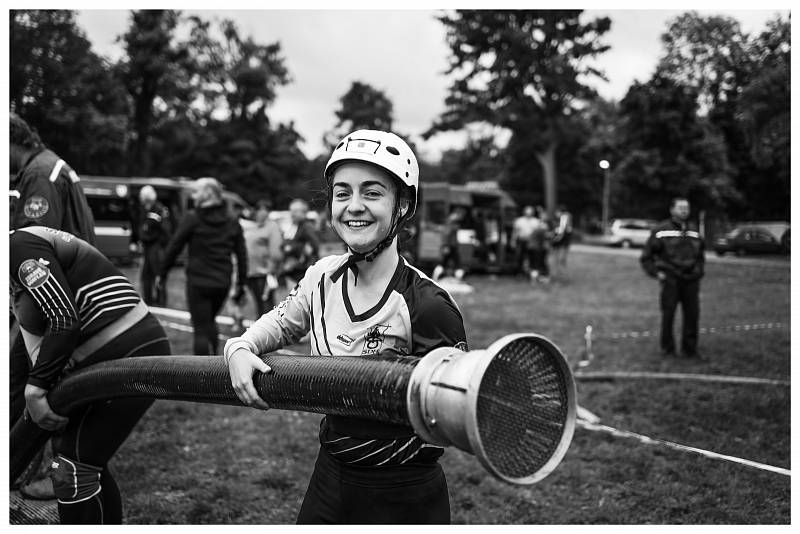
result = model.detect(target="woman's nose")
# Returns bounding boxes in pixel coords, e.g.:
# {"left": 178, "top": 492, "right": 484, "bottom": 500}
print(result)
{"left": 346, "top": 194, "right": 365, "bottom": 212}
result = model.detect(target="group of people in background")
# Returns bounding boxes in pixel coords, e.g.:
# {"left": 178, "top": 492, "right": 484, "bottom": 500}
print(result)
{"left": 511, "top": 204, "right": 573, "bottom": 284}
{"left": 9, "top": 109, "right": 705, "bottom": 526}
{"left": 133, "top": 183, "right": 325, "bottom": 342}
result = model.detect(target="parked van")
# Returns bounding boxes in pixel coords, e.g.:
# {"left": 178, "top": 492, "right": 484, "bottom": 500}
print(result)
{"left": 80, "top": 175, "right": 252, "bottom": 264}
{"left": 411, "top": 181, "right": 518, "bottom": 274}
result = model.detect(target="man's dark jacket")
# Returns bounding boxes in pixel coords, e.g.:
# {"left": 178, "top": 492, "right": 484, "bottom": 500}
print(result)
{"left": 640, "top": 218, "right": 705, "bottom": 281}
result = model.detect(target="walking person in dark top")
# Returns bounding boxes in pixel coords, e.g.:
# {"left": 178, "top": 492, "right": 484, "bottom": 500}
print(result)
{"left": 640, "top": 197, "right": 706, "bottom": 360}
{"left": 157, "top": 177, "right": 247, "bottom": 355}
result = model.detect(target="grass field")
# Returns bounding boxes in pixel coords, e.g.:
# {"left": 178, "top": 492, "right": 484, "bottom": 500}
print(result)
{"left": 109, "top": 247, "right": 790, "bottom": 524}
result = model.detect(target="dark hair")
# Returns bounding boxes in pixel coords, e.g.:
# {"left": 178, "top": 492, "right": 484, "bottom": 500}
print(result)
{"left": 10, "top": 112, "right": 43, "bottom": 150}
{"left": 256, "top": 199, "right": 273, "bottom": 211}
{"left": 670, "top": 197, "right": 689, "bottom": 209}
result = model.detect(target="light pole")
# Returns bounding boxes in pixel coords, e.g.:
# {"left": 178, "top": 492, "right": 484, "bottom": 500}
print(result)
{"left": 598, "top": 159, "right": 611, "bottom": 232}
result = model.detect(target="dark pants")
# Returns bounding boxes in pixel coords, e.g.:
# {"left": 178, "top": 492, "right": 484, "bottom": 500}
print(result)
{"left": 140, "top": 246, "right": 165, "bottom": 306}
{"left": 246, "top": 275, "right": 274, "bottom": 317}
{"left": 530, "top": 247, "right": 549, "bottom": 277}
{"left": 54, "top": 314, "right": 170, "bottom": 524}
{"left": 10, "top": 324, "right": 28, "bottom": 428}
{"left": 660, "top": 276, "right": 700, "bottom": 355}
{"left": 186, "top": 284, "right": 229, "bottom": 355}
{"left": 297, "top": 447, "right": 450, "bottom": 524}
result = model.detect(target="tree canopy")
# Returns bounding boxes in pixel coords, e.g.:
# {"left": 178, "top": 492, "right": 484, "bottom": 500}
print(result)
{"left": 428, "top": 10, "right": 612, "bottom": 214}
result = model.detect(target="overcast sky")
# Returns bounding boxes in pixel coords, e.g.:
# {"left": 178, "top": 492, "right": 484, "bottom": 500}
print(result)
{"left": 74, "top": 7, "right": 787, "bottom": 161}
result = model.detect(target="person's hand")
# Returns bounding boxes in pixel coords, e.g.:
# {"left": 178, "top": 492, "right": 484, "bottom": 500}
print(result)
{"left": 228, "top": 348, "right": 272, "bottom": 410}
{"left": 656, "top": 271, "right": 666, "bottom": 281}
{"left": 24, "top": 384, "right": 68, "bottom": 431}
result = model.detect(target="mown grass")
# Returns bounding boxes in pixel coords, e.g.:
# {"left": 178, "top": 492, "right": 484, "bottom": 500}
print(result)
{"left": 111, "top": 248, "right": 790, "bottom": 524}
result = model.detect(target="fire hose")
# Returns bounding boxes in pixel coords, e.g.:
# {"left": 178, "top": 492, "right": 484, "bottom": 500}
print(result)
{"left": 10, "top": 333, "right": 576, "bottom": 486}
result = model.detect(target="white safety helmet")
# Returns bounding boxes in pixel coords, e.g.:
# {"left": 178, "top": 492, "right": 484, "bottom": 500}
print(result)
{"left": 325, "top": 129, "right": 419, "bottom": 219}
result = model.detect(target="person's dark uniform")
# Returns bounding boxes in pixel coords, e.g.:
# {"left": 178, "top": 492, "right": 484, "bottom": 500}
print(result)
{"left": 159, "top": 202, "right": 247, "bottom": 355}
{"left": 11, "top": 148, "right": 96, "bottom": 245}
{"left": 10, "top": 147, "right": 97, "bottom": 429}
{"left": 10, "top": 226, "right": 171, "bottom": 524}
{"left": 640, "top": 218, "right": 705, "bottom": 357}
{"left": 138, "top": 200, "right": 171, "bottom": 306}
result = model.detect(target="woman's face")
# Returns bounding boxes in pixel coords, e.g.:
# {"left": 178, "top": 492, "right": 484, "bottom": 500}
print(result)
{"left": 330, "top": 162, "right": 399, "bottom": 254}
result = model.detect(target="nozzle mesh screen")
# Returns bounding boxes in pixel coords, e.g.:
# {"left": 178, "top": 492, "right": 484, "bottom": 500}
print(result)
{"left": 476, "top": 337, "right": 571, "bottom": 481}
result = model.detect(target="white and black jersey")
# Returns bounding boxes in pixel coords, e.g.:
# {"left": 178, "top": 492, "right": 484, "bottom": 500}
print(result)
{"left": 226, "top": 253, "right": 468, "bottom": 466}
{"left": 10, "top": 226, "right": 144, "bottom": 389}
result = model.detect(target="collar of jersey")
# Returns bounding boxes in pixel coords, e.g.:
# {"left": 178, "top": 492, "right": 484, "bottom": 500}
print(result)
{"left": 340, "top": 256, "right": 404, "bottom": 323}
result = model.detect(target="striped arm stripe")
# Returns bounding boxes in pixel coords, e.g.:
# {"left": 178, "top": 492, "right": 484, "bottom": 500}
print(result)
{"left": 374, "top": 437, "right": 417, "bottom": 466}
{"left": 81, "top": 302, "right": 138, "bottom": 330}
{"left": 75, "top": 276, "right": 132, "bottom": 304}
{"left": 31, "top": 279, "right": 78, "bottom": 332}
{"left": 79, "top": 294, "right": 141, "bottom": 322}
{"left": 78, "top": 282, "right": 137, "bottom": 309}
{"left": 31, "top": 286, "right": 67, "bottom": 331}
{"left": 48, "top": 160, "right": 66, "bottom": 183}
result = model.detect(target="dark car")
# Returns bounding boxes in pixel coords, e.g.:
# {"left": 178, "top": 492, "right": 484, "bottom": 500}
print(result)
{"left": 713, "top": 225, "right": 790, "bottom": 256}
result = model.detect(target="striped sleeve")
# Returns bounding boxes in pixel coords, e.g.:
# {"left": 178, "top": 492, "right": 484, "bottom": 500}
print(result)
{"left": 10, "top": 232, "right": 81, "bottom": 389}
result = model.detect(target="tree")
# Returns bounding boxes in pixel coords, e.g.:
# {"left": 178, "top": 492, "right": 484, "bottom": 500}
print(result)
{"left": 427, "top": 10, "right": 611, "bottom": 214}
{"left": 614, "top": 73, "right": 739, "bottom": 216}
{"left": 734, "top": 15, "right": 790, "bottom": 219}
{"left": 118, "top": 10, "right": 195, "bottom": 175}
{"left": 323, "top": 81, "right": 394, "bottom": 149}
{"left": 10, "top": 9, "right": 129, "bottom": 174}
{"left": 657, "top": 12, "right": 751, "bottom": 113}
{"left": 655, "top": 11, "right": 790, "bottom": 220}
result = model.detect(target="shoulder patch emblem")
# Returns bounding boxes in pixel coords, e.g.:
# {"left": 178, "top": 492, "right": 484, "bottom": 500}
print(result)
{"left": 23, "top": 196, "right": 49, "bottom": 219}
{"left": 18, "top": 259, "right": 50, "bottom": 289}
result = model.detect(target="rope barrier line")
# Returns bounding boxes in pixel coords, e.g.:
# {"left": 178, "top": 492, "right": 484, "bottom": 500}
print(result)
{"left": 574, "top": 371, "right": 789, "bottom": 386}
{"left": 597, "top": 322, "right": 786, "bottom": 340}
{"left": 577, "top": 420, "right": 791, "bottom": 477}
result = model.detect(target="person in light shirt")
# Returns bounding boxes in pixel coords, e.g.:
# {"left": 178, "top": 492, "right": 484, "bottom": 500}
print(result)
{"left": 225, "top": 130, "right": 468, "bottom": 524}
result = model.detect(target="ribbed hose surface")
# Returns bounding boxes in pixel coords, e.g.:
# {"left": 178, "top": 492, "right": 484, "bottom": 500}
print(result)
{"left": 11, "top": 353, "right": 419, "bottom": 486}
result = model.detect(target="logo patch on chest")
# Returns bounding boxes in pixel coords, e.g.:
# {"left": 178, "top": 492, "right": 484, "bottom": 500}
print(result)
{"left": 362, "top": 324, "right": 390, "bottom": 355}
{"left": 18, "top": 259, "right": 50, "bottom": 289}
{"left": 23, "top": 196, "right": 49, "bottom": 219}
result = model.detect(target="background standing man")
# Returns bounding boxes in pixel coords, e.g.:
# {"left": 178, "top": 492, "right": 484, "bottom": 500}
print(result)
{"left": 640, "top": 197, "right": 706, "bottom": 360}
{"left": 134, "top": 185, "right": 171, "bottom": 306}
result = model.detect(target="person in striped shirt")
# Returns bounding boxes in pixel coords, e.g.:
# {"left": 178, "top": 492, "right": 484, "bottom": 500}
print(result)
{"left": 10, "top": 226, "right": 171, "bottom": 523}
{"left": 225, "top": 130, "right": 468, "bottom": 524}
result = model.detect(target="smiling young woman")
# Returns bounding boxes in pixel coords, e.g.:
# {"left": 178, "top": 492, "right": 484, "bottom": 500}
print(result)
{"left": 224, "top": 129, "right": 468, "bottom": 524}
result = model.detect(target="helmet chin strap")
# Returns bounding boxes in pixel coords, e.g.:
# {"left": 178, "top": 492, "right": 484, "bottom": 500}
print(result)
{"left": 330, "top": 206, "right": 407, "bottom": 286}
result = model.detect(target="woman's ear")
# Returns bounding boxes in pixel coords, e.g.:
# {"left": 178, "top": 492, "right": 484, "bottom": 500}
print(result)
{"left": 399, "top": 198, "right": 410, "bottom": 218}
